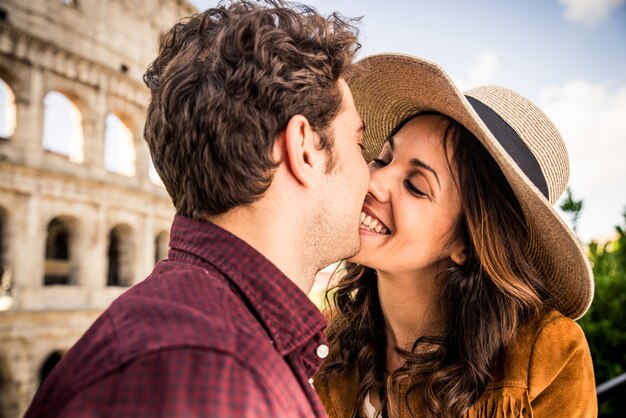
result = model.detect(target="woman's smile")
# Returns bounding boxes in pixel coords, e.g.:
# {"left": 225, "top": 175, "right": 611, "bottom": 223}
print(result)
{"left": 359, "top": 209, "right": 391, "bottom": 235}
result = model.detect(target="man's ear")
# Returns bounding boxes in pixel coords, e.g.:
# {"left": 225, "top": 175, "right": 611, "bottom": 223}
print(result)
{"left": 281, "top": 114, "right": 323, "bottom": 187}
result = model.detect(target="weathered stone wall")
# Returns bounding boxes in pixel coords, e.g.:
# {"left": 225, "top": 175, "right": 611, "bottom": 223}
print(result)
{"left": 0, "top": 310, "right": 102, "bottom": 418}
{"left": 0, "top": 1, "right": 196, "bottom": 416}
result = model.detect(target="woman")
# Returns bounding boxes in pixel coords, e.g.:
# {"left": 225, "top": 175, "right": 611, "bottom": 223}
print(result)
{"left": 314, "top": 54, "right": 596, "bottom": 417}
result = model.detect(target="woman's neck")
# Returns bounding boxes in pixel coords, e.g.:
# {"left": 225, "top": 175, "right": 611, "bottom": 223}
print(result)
{"left": 376, "top": 269, "right": 442, "bottom": 371}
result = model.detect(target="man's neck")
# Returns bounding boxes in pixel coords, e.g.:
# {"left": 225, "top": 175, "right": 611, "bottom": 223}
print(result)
{"left": 206, "top": 205, "right": 316, "bottom": 295}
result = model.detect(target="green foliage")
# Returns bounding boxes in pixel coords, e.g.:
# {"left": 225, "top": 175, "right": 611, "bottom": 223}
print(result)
{"left": 560, "top": 187, "right": 584, "bottom": 234}
{"left": 577, "top": 210, "right": 626, "bottom": 416}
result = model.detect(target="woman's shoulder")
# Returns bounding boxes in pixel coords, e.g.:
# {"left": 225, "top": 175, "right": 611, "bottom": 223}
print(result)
{"left": 520, "top": 309, "right": 592, "bottom": 396}
{"left": 482, "top": 310, "right": 585, "bottom": 391}
{"left": 516, "top": 309, "right": 586, "bottom": 353}
{"left": 491, "top": 309, "right": 588, "bottom": 385}
{"left": 510, "top": 309, "right": 587, "bottom": 364}
{"left": 476, "top": 309, "right": 595, "bottom": 413}
{"left": 533, "top": 308, "right": 583, "bottom": 334}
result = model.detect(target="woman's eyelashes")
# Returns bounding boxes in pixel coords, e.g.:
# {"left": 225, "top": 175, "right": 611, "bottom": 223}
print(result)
{"left": 404, "top": 179, "right": 426, "bottom": 197}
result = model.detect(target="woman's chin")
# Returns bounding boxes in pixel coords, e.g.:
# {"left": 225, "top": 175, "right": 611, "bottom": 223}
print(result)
{"left": 347, "top": 250, "right": 373, "bottom": 267}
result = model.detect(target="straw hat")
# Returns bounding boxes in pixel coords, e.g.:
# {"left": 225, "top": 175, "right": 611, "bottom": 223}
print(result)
{"left": 349, "top": 53, "right": 593, "bottom": 320}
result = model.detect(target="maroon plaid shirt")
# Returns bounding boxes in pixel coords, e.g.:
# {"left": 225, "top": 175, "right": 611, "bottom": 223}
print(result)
{"left": 25, "top": 216, "right": 329, "bottom": 417}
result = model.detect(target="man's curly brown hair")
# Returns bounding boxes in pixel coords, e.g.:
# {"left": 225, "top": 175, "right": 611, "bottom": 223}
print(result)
{"left": 143, "top": 0, "right": 360, "bottom": 219}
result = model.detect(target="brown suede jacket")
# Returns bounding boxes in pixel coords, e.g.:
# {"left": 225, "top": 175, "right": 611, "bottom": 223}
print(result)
{"left": 314, "top": 310, "right": 597, "bottom": 417}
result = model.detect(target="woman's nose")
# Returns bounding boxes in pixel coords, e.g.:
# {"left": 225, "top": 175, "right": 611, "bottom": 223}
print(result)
{"left": 367, "top": 164, "right": 391, "bottom": 203}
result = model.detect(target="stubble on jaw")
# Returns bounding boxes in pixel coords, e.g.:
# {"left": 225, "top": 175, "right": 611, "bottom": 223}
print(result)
{"left": 302, "top": 199, "right": 361, "bottom": 276}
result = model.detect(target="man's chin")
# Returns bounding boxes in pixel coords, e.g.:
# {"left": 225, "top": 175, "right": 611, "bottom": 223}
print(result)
{"left": 330, "top": 240, "right": 358, "bottom": 265}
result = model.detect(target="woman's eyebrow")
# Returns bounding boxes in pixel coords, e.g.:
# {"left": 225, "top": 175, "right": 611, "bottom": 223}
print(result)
{"left": 409, "top": 158, "right": 441, "bottom": 190}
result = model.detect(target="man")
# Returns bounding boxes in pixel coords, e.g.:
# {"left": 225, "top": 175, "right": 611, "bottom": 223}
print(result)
{"left": 25, "top": 1, "right": 368, "bottom": 417}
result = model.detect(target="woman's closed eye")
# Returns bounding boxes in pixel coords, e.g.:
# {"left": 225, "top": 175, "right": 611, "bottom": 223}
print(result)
{"left": 404, "top": 179, "right": 427, "bottom": 197}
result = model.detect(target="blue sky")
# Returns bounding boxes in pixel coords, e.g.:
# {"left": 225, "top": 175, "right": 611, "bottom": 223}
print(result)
{"left": 188, "top": 0, "right": 626, "bottom": 242}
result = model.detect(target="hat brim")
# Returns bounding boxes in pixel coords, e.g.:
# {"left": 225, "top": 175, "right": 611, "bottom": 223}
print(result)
{"left": 348, "top": 53, "right": 593, "bottom": 320}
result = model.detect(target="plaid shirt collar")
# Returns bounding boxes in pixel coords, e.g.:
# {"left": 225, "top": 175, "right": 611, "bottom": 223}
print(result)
{"left": 169, "top": 215, "right": 327, "bottom": 357}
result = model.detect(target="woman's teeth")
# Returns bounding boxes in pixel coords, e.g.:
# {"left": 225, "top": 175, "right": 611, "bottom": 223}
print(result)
{"left": 359, "top": 212, "right": 389, "bottom": 234}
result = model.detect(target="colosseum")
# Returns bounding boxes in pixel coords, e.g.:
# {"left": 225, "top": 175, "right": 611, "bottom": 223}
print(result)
{"left": 0, "top": 1, "right": 197, "bottom": 416}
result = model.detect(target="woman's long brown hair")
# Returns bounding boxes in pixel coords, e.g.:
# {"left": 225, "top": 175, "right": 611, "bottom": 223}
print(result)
{"left": 317, "top": 114, "right": 549, "bottom": 417}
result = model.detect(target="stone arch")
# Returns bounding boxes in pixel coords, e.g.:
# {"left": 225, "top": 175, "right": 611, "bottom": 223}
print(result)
{"left": 42, "top": 90, "right": 85, "bottom": 163}
{"left": 104, "top": 112, "right": 136, "bottom": 177}
{"left": 38, "top": 350, "right": 64, "bottom": 386}
{"left": 43, "top": 216, "right": 79, "bottom": 285}
{"left": 107, "top": 224, "right": 135, "bottom": 286}
{"left": 0, "top": 78, "right": 16, "bottom": 140}
{"left": 154, "top": 230, "right": 169, "bottom": 264}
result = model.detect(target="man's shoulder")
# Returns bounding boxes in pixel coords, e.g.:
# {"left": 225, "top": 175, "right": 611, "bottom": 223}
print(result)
{"left": 53, "top": 260, "right": 242, "bottom": 377}
{"left": 110, "top": 259, "right": 243, "bottom": 359}
{"left": 27, "top": 258, "right": 317, "bottom": 418}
